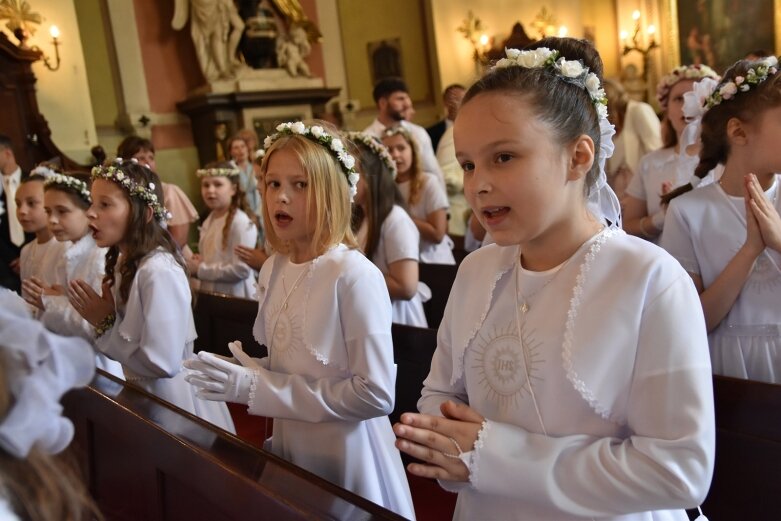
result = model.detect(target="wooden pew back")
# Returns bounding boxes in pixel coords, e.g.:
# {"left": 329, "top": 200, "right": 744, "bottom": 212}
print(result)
{"left": 390, "top": 324, "right": 438, "bottom": 425}
{"left": 702, "top": 375, "right": 781, "bottom": 519}
{"left": 418, "top": 263, "right": 458, "bottom": 330}
{"left": 193, "top": 291, "right": 266, "bottom": 358}
{"left": 64, "top": 374, "right": 405, "bottom": 520}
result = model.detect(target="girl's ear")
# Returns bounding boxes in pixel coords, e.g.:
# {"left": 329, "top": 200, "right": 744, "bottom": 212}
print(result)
{"left": 726, "top": 116, "right": 749, "bottom": 145}
{"left": 144, "top": 206, "right": 153, "bottom": 224}
{"left": 567, "top": 134, "right": 595, "bottom": 182}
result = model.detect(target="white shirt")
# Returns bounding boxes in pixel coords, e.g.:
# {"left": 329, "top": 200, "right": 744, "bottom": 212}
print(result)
{"left": 364, "top": 118, "right": 446, "bottom": 193}
{"left": 397, "top": 172, "right": 455, "bottom": 264}
{"left": 251, "top": 245, "right": 415, "bottom": 519}
{"left": 661, "top": 178, "right": 781, "bottom": 383}
{"left": 372, "top": 205, "right": 427, "bottom": 327}
{"left": 1, "top": 167, "right": 23, "bottom": 246}
{"left": 197, "top": 209, "right": 258, "bottom": 299}
{"left": 19, "top": 236, "right": 67, "bottom": 302}
{"left": 420, "top": 229, "right": 714, "bottom": 520}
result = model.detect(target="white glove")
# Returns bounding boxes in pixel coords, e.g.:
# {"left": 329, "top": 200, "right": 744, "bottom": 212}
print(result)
{"left": 184, "top": 341, "right": 258, "bottom": 404}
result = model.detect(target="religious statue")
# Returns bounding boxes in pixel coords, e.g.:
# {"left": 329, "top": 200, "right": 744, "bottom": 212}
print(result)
{"left": 172, "top": 0, "right": 245, "bottom": 82}
{"left": 276, "top": 25, "right": 311, "bottom": 77}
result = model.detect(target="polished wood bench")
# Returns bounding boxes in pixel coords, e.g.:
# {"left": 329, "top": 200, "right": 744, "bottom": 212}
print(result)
{"left": 63, "top": 372, "right": 405, "bottom": 520}
{"left": 193, "top": 290, "right": 266, "bottom": 358}
{"left": 418, "top": 263, "right": 458, "bottom": 330}
{"left": 701, "top": 375, "right": 781, "bottom": 519}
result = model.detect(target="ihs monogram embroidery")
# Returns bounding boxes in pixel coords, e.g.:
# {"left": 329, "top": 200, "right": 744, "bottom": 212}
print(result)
{"left": 266, "top": 301, "right": 302, "bottom": 361}
{"left": 472, "top": 321, "right": 544, "bottom": 410}
{"left": 747, "top": 253, "right": 781, "bottom": 293}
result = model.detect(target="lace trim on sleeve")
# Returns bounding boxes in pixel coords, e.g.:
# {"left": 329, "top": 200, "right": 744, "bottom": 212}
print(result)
{"left": 466, "top": 419, "right": 491, "bottom": 489}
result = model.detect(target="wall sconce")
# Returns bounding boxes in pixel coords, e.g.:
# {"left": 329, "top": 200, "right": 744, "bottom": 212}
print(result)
{"left": 39, "top": 24, "right": 61, "bottom": 71}
{"left": 457, "top": 11, "right": 492, "bottom": 66}
{"left": 620, "top": 10, "right": 658, "bottom": 81}
{"left": 531, "top": 7, "right": 567, "bottom": 40}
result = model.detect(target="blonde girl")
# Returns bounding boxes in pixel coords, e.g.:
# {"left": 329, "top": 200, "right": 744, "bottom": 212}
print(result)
{"left": 393, "top": 38, "right": 714, "bottom": 520}
{"left": 383, "top": 126, "right": 455, "bottom": 265}
{"left": 185, "top": 121, "right": 415, "bottom": 519}
{"left": 661, "top": 56, "right": 781, "bottom": 383}
{"left": 188, "top": 163, "right": 258, "bottom": 299}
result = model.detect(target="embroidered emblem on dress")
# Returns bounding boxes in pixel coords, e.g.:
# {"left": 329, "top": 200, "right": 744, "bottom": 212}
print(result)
{"left": 265, "top": 300, "right": 302, "bottom": 361}
{"left": 472, "top": 320, "right": 544, "bottom": 410}
{"left": 747, "top": 253, "right": 781, "bottom": 293}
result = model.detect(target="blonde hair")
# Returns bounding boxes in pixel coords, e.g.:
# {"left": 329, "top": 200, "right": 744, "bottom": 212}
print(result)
{"left": 260, "top": 134, "right": 357, "bottom": 256}
{"left": 382, "top": 126, "right": 425, "bottom": 206}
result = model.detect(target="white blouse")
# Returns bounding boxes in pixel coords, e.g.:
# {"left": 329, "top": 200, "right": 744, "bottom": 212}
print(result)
{"left": 249, "top": 245, "right": 415, "bottom": 519}
{"left": 398, "top": 172, "right": 456, "bottom": 264}
{"left": 197, "top": 209, "right": 258, "bottom": 299}
{"left": 420, "top": 229, "right": 714, "bottom": 520}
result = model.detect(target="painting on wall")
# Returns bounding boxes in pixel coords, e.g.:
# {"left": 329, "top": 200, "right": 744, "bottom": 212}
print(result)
{"left": 676, "top": 0, "right": 774, "bottom": 72}
{"left": 367, "top": 38, "right": 404, "bottom": 85}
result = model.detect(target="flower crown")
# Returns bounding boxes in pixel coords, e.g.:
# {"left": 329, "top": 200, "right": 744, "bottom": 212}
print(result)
{"left": 263, "top": 122, "right": 359, "bottom": 200}
{"left": 44, "top": 174, "right": 91, "bottom": 204}
{"left": 656, "top": 64, "right": 719, "bottom": 109}
{"left": 196, "top": 167, "right": 240, "bottom": 178}
{"left": 494, "top": 47, "right": 609, "bottom": 121}
{"left": 704, "top": 56, "right": 779, "bottom": 109}
{"left": 30, "top": 164, "right": 59, "bottom": 179}
{"left": 345, "top": 131, "right": 397, "bottom": 179}
{"left": 91, "top": 159, "right": 171, "bottom": 222}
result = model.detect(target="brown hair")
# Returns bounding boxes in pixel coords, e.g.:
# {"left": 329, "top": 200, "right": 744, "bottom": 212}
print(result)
{"left": 382, "top": 126, "right": 426, "bottom": 206}
{"left": 117, "top": 136, "right": 154, "bottom": 158}
{"left": 101, "top": 162, "right": 185, "bottom": 303}
{"left": 464, "top": 37, "right": 604, "bottom": 192}
{"left": 661, "top": 58, "right": 781, "bottom": 204}
{"left": 260, "top": 124, "right": 357, "bottom": 256}
{"left": 0, "top": 353, "right": 103, "bottom": 521}
{"left": 201, "top": 161, "right": 258, "bottom": 250}
{"left": 351, "top": 139, "right": 405, "bottom": 260}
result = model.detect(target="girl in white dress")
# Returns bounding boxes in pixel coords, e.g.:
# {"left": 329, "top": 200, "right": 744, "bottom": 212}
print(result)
{"left": 21, "top": 173, "right": 123, "bottom": 378}
{"left": 67, "top": 159, "right": 235, "bottom": 433}
{"left": 393, "top": 38, "right": 714, "bottom": 521}
{"left": 623, "top": 64, "right": 719, "bottom": 243}
{"left": 661, "top": 56, "right": 781, "bottom": 383}
{"left": 188, "top": 164, "right": 258, "bottom": 299}
{"left": 185, "top": 122, "right": 415, "bottom": 519}
{"left": 228, "top": 134, "right": 261, "bottom": 217}
{"left": 15, "top": 172, "right": 67, "bottom": 308}
{"left": 383, "top": 126, "right": 456, "bottom": 265}
{"left": 348, "top": 131, "right": 428, "bottom": 328}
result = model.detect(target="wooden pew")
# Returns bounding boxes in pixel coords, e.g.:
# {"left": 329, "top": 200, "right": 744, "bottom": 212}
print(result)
{"left": 390, "top": 324, "right": 438, "bottom": 425}
{"left": 192, "top": 290, "right": 266, "bottom": 358}
{"left": 63, "top": 372, "right": 405, "bottom": 521}
{"left": 701, "top": 375, "right": 781, "bottom": 519}
{"left": 418, "top": 263, "right": 458, "bottom": 330}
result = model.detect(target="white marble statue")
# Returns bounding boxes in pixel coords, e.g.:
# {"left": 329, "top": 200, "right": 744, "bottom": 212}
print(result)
{"left": 276, "top": 25, "right": 311, "bottom": 77}
{"left": 172, "top": 0, "right": 245, "bottom": 82}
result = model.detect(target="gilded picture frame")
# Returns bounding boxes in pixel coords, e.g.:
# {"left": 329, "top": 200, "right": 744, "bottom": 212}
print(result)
{"left": 661, "top": 0, "right": 781, "bottom": 72}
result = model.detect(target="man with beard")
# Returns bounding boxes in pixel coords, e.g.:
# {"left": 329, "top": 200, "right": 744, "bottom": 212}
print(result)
{"left": 364, "top": 77, "right": 445, "bottom": 191}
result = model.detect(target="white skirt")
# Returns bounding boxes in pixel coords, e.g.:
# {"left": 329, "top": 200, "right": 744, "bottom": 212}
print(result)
{"left": 709, "top": 323, "right": 781, "bottom": 383}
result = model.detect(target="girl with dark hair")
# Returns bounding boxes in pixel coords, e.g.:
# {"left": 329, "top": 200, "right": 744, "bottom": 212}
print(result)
{"left": 68, "top": 159, "right": 235, "bottom": 432}
{"left": 394, "top": 38, "right": 714, "bottom": 520}
{"left": 661, "top": 56, "right": 781, "bottom": 383}
{"left": 348, "top": 131, "right": 428, "bottom": 327}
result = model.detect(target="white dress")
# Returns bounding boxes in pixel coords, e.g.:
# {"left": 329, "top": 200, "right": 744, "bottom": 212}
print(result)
{"left": 419, "top": 229, "right": 714, "bottom": 520}
{"left": 95, "top": 249, "right": 235, "bottom": 433}
{"left": 661, "top": 178, "right": 781, "bottom": 383}
{"left": 251, "top": 245, "right": 415, "bottom": 519}
{"left": 398, "top": 172, "right": 456, "bottom": 265}
{"left": 40, "top": 235, "right": 124, "bottom": 378}
{"left": 626, "top": 148, "right": 721, "bottom": 243}
{"left": 372, "top": 205, "right": 428, "bottom": 327}
{"left": 197, "top": 209, "right": 258, "bottom": 299}
{"left": 19, "top": 236, "right": 67, "bottom": 305}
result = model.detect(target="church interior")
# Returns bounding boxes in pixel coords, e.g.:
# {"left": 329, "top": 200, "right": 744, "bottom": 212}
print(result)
{"left": 1, "top": 0, "right": 780, "bottom": 519}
